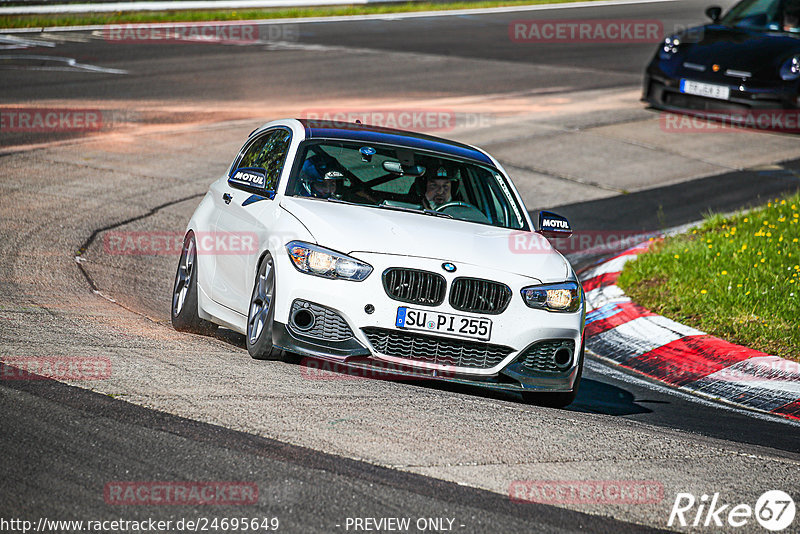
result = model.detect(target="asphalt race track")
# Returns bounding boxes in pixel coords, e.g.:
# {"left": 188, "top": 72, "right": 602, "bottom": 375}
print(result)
{"left": 1, "top": 0, "right": 799, "bottom": 531}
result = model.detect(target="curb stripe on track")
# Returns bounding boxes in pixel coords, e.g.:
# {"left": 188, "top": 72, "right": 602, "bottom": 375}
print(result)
{"left": 579, "top": 240, "right": 800, "bottom": 421}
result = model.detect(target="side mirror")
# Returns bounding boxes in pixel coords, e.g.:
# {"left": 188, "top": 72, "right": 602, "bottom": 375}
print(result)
{"left": 228, "top": 167, "right": 275, "bottom": 198}
{"left": 705, "top": 6, "right": 722, "bottom": 22}
{"left": 537, "top": 211, "right": 572, "bottom": 239}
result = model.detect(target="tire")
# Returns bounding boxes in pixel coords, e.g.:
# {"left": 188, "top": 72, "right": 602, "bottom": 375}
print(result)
{"left": 246, "top": 253, "right": 283, "bottom": 360}
{"left": 522, "top": 339, "right": 584, "bottom": 408}
{"left": 171, "top": 232, "right": 217, "bottom": 335}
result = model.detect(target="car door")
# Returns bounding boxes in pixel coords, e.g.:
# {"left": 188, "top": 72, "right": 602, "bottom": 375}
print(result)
{"left": 210, "top": 127, "right": 292, "bottom": 315}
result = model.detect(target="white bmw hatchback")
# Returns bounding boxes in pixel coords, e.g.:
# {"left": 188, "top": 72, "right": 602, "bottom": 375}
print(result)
{"left": 172, "top": 119, "right": 586, "bottom": 406}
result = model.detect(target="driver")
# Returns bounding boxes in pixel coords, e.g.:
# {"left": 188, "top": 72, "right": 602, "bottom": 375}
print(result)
{"left": 422, "top": 166, "right": 458, "bottom": 210}
{"left": 298, "top": 155, "right": 344, "bottom": 199}
{"left": 784, "top": 0, "right": 800, "bottom": 31}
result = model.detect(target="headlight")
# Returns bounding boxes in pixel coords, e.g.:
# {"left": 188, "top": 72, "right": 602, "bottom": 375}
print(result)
{"left": 285, "top": 241, "right": 372, "bottom": 281}
{"left": 659, "top": 36, "right": 681, "bottom": 59}
{"left": 521, "top": 281, "right": 582, "bottom": 312}
{"left": 780, "top": 56, "right": 800, "bottom": 81}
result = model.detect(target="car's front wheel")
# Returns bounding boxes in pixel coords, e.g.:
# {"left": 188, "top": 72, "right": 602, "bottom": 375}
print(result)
{"left": 246, "top": 253, "right": 283, "bottom": 360}
{"left": 171, "top": 232, "right": 217, "bottom": 335}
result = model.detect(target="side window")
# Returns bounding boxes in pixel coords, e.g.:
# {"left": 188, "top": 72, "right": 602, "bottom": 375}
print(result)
{"left": 230, "top": 129, "right": 292, "bottom": 194}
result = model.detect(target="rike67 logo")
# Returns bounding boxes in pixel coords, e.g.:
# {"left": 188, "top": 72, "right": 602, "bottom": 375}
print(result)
{"left": 669, "top": 490, "right": 795, "bottom": 531}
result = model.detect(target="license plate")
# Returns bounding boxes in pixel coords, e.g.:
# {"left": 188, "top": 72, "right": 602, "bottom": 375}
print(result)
{"left": 395, "top": 307, "right": 492, "bottom": 341}
{"left": 680, "top": 79, "right": 730, "bottom": 101}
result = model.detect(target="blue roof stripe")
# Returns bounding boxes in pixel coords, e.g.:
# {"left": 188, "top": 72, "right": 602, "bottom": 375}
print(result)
{"left": 299, "top": 120, "right": 493, "bottom": 165}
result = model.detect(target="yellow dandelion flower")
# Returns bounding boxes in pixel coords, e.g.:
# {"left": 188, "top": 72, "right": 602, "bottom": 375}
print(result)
{"left": 761, "top": 258, "right": 766, "bottom": 263}
{"left": 674, "top": 254, "right": 680, "bottom": 259}
{"left": 721, "top": 270, "right": 728, "bottom": 275}
{"left": 700, "top": 289, "right": 707, "bottom": 294}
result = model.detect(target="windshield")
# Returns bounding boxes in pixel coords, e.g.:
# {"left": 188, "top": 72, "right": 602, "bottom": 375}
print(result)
{"left": 720, "top": 0, "right": 800, "bottom": 32}
{"left": 286, "top": 140, "right": 528, "bottom": 231}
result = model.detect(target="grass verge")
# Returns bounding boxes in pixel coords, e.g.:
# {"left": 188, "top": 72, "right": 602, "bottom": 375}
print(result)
{"left": 1, "top": 0, "right": 599, "bottom": 29}
{"left": 617, "top": 191, "right": 800, "bottom": 361}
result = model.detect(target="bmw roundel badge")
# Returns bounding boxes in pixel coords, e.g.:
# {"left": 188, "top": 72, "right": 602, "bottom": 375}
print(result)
{"left": 442, "top": 262, "right": 456, "bottom": 273}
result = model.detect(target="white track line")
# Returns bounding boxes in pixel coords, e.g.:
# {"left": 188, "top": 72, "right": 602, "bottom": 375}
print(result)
{"left": 0, "top": 54, "right": 128, "bottom": 74}
{"left": 0, "top": 34, "right": 56, "bottom": 49}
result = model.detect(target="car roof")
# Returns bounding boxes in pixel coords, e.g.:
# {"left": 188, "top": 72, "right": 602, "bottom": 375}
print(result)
{"left": 297, "top": 119, "right": 494, "bottom": 165}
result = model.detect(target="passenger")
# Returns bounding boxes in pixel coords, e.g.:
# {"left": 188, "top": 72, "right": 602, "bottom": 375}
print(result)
{"left": 298, "top": 155, "right": 344, "bottom": 199}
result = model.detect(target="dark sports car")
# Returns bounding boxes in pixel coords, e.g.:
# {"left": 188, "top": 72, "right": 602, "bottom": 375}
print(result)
{"left": 643, "top": 0, "right": 800, "bottom": 112}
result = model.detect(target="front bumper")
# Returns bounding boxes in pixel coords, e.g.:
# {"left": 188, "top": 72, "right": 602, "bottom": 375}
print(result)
{"left": 643, "top": 66, "right": 800, "bottom": 112}
{"left": 270, "top": 251, "right": 584, "bottom": 393}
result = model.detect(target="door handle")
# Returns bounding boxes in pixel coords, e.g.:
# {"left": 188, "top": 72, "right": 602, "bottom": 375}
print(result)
{"left": 222, "top": 193, "right": 233, "bottom": 205}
